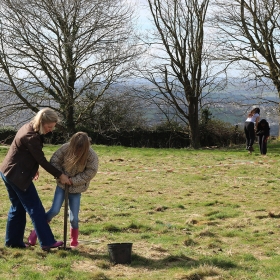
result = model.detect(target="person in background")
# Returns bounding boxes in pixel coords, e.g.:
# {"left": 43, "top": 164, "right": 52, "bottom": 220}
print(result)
{"left": 256, "top": 119, "right": 270, "bottom": 156}
{"left": 0, "top": 108, "right": 71, "bottom": 250}
{"left": 244, "top": 107, "right": 260, "bottom": 153}
{"left": 28, "top": 132, "right": 98, "bottom": 248}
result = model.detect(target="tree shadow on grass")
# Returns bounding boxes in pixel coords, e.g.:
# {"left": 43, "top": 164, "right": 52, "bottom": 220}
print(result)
{"left": 74, "top": 249, "right": 238, "bottom": 271}
{"left": 130, "top": 253, "right": 238, "bottom": 270}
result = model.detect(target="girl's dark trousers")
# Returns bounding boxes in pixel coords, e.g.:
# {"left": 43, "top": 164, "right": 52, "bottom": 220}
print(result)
{"left": 244, "top": 121, "right": 255, "bottom": 148}
{"left": 258, "top": 135, "right": 268, "bottom": 155}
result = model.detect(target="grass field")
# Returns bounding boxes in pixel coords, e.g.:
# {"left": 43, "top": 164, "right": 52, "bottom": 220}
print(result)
{"left": 0, "top": 141, "right": 280, "bottom": 279}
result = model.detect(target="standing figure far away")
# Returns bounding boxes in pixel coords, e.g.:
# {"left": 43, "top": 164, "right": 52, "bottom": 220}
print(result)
{"left": 244, "top": 107, "right": 260, "bottom": 153}
{"left": 256, "top": 119, "right": 270, "bottom": 156}
{"left": 0, "top": 108, "right": 71, "bottom": 250}
{"left": 28, "top": 132, "right": 99, "bottom": 248}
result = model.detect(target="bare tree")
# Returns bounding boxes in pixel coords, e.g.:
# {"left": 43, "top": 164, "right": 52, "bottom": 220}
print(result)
{"left": 137, "top": 0, "right": 224, "bottom": 148}
{"left": 0, "top": 0, "right": 141, "bottom": 133}
{"left": 213, "top": 0, "right": 280, "bottom": 86}
{"left": 213, "top": 0, "right": 280, "bottom": 133}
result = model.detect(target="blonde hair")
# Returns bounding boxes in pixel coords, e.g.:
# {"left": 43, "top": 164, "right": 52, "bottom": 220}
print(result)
{"left": 63, "top": 132, "right": 90, "bottom": 173}
{"left": 31, "top": 108, "right": 59, "bottom": 134}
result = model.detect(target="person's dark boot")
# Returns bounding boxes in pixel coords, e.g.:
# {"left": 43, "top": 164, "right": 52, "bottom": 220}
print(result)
{"left": 41, "top": 241, "right": 64, "bottom": 251}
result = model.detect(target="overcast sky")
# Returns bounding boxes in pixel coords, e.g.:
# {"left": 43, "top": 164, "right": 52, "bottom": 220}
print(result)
{"left": 134, "top": 0, "right": 152, "bottom": 30}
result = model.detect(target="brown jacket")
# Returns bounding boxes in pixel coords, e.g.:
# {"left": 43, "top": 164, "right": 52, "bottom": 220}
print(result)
{"left": 0, "top": 123, "right": 62, "bottom": 191}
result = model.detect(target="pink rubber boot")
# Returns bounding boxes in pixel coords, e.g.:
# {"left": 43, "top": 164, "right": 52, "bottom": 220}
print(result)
{"left": 70, "top": 228, "right": 79, "bottom": 248}
{"left": 28, "top": 230, "right": 37, "bottom": 246}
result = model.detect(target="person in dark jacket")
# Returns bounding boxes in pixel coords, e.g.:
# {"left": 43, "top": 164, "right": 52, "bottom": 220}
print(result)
{"left": 0, "top": 108, "right": 71, "bottom": 250}
{"left": 256, "top": 119, "right": 270, "bottom": 156}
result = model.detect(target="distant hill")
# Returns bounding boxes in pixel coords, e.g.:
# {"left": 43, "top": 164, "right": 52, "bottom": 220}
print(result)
{"left": 135, "top": 78, "right": 279, "bottom": 136}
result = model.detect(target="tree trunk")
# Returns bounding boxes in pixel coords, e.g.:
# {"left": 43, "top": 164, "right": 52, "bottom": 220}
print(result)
{"left": 188, "top": 96, "right": 200, "bottom": 149}
{"left": 64, "top": 104, "right": 76, "bottom": 135}
{"left": 278, "top": 102, "right": 280, "bottom": 138}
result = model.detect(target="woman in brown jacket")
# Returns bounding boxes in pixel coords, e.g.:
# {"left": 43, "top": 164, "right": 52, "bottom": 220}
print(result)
{"left": 0, "top": 108, "right": 71, "bottom": 250}
{"left": 28, "top": 132, "right": 98, "bottom": 248}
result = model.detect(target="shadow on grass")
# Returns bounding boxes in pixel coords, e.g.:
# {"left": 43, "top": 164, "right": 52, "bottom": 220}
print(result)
{"left": 130, "top": 254, "right": 238, "bottom": 271}
{"left": 73, "top": 249, "right": 238, "bottom": 271}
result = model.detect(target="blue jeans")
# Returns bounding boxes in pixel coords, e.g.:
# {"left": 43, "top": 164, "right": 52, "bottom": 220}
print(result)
{"left": 46, "top": 186, "right": 81, "bottom": 229}
{"left": 1, "top": 172, "right": 56, "bottom": 247}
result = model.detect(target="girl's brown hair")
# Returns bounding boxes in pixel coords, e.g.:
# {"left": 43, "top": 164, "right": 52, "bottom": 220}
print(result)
{"left": 248, "top": 107, "right": 260, "bottom": 117}
{"left": 63, "top": 132, "right": 90, "bottom": 173}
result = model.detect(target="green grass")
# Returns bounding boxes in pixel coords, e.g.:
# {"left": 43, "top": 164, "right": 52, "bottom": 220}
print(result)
{"left": 1, "top": 140, "right": 280, "bottom": 279}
